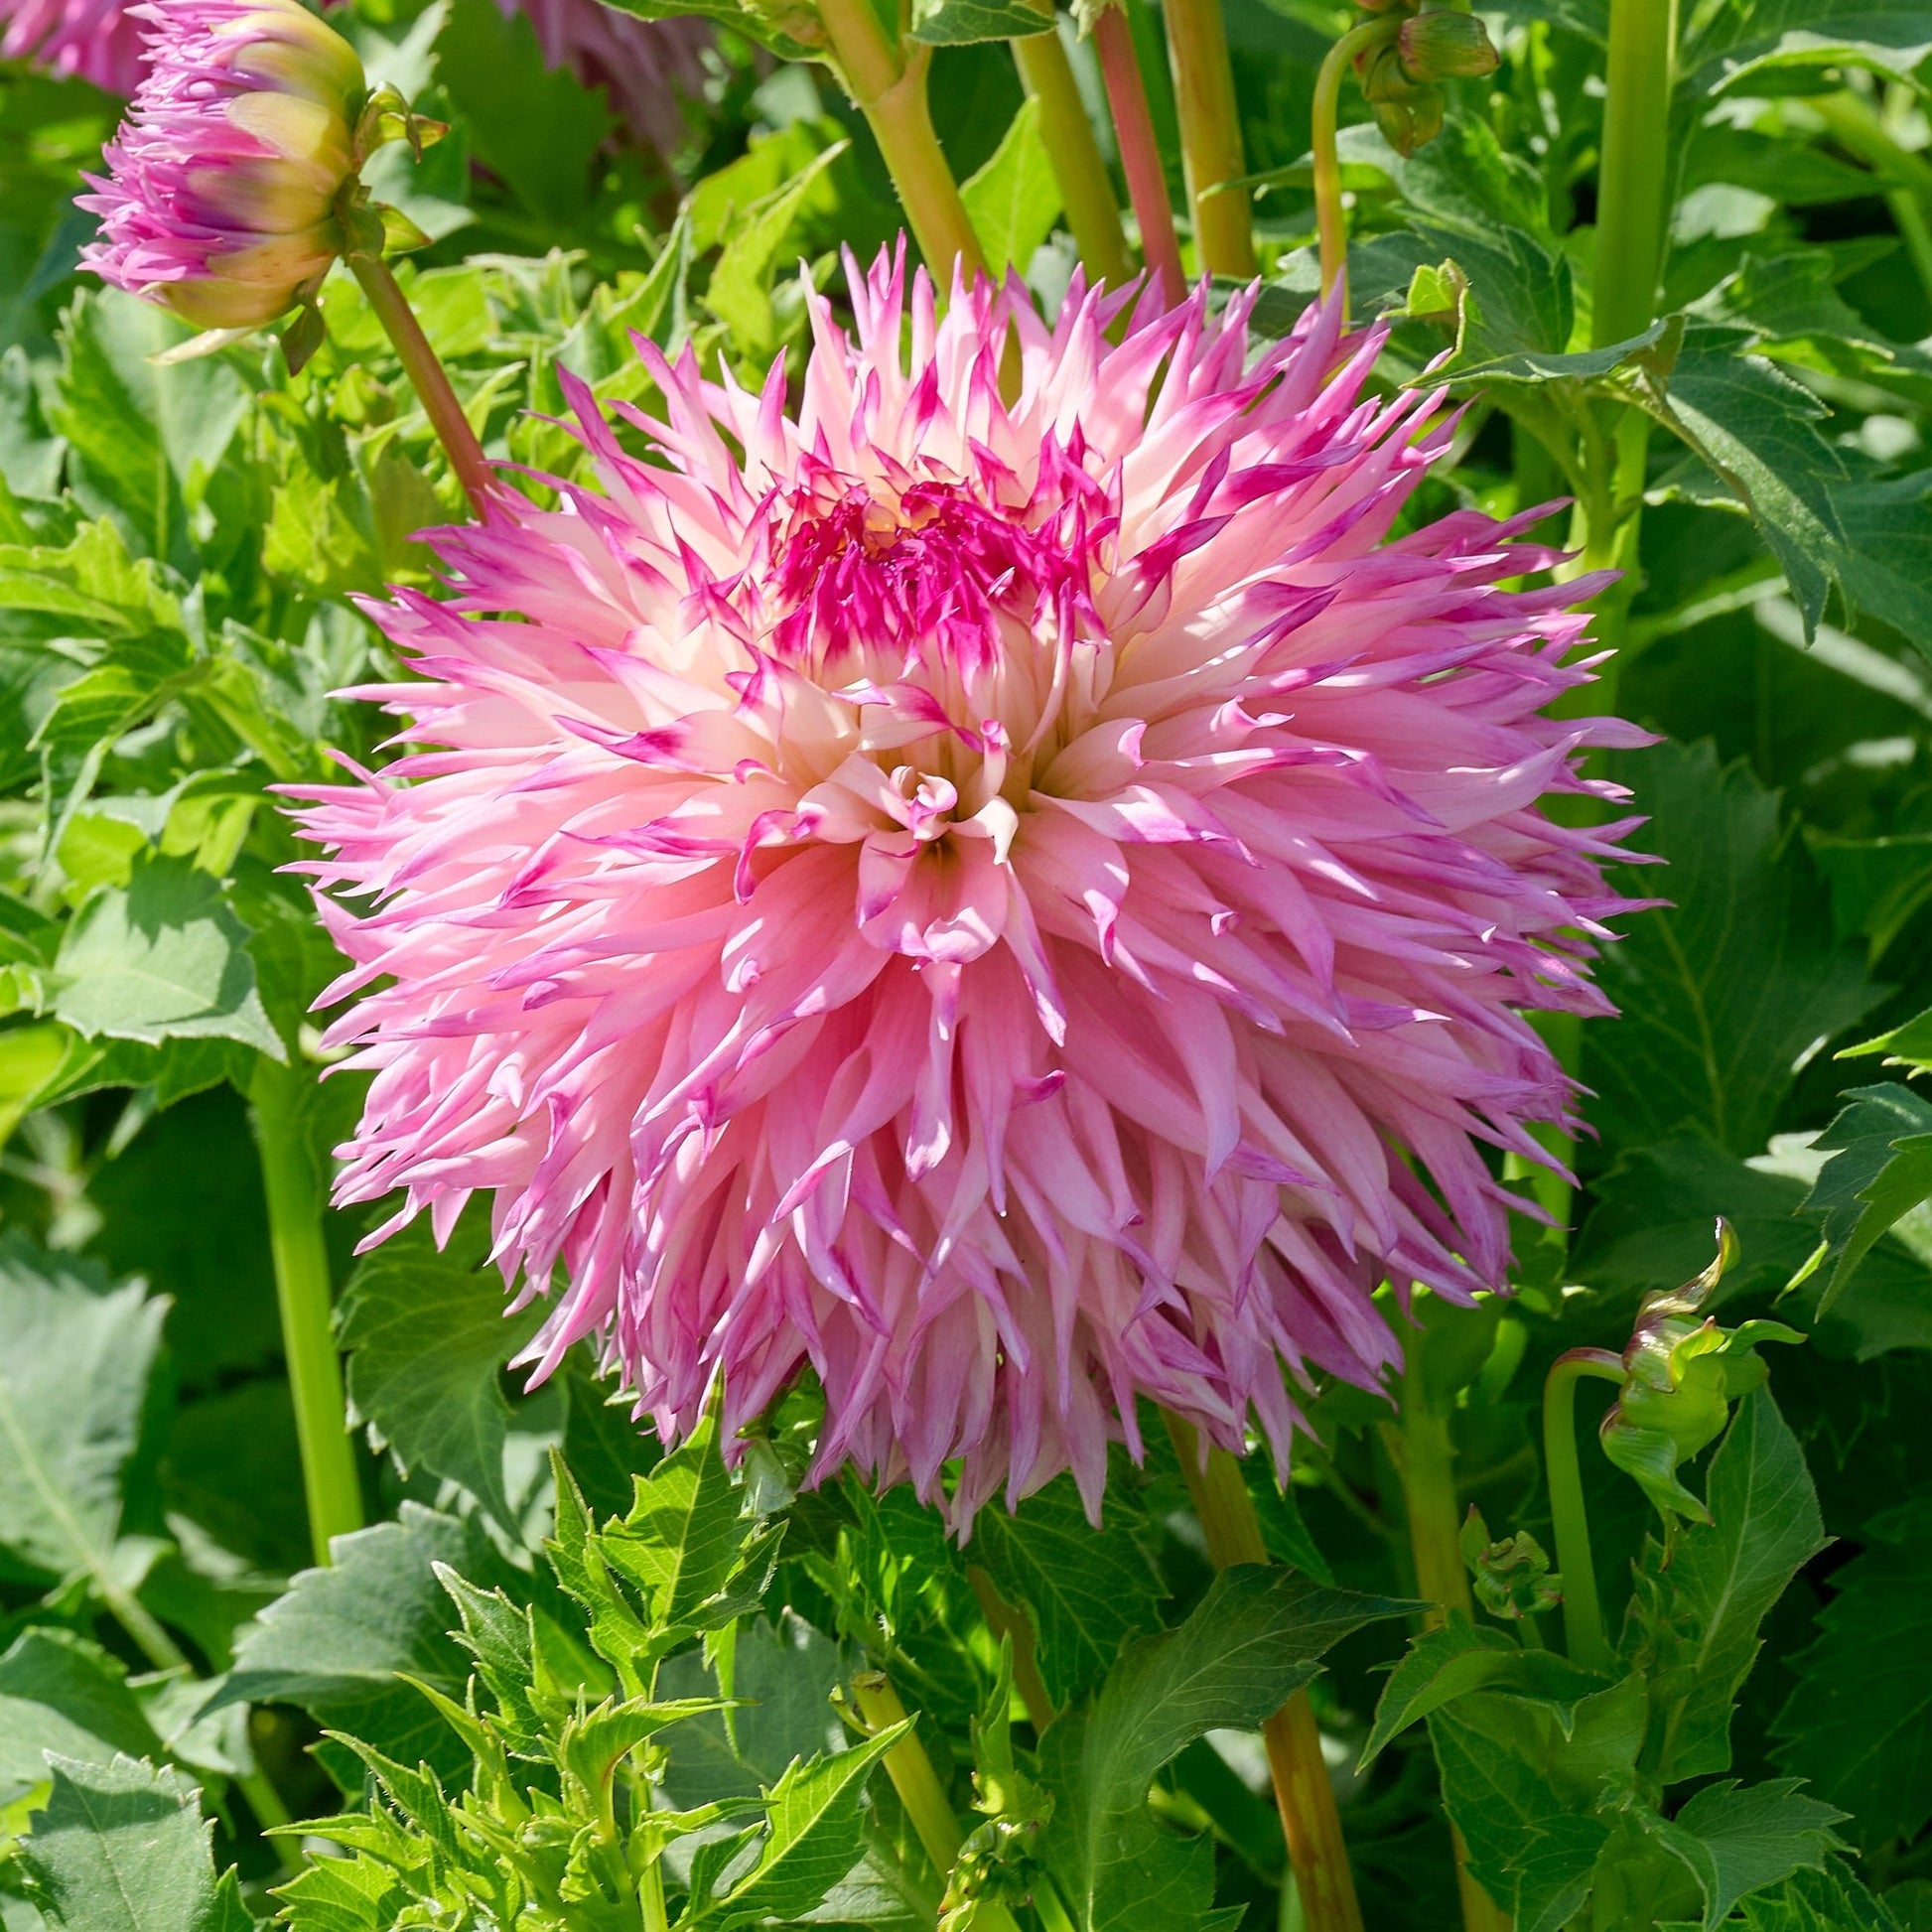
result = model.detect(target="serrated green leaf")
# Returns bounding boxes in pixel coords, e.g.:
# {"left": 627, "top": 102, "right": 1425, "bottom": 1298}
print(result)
{"left": 17, "top": 1755, "right": 253, "bottom": 1932}
{"left": 1793, "top": 1084, "right": 1932, "bottom": 1313}
{"left": 0, "top": 1630, "right": 165, "bottom": 1811}
{"left": 970, "top": 1475, "right": 1164, "bottom": 1709}
{"left": 1360, "top": 1618, "right": 1608, "bottom": 1768}
{"left": 1642, "top": 1390, "right": 1827, "bottom": 1782}
{"left": 337, "top": 1214, "right": 541, "bottom": 1527}
{"left": 1586, "top": 742, "right": 1884, "bottom": 1158}
{"left": 0, "top": 1237, "right": 164, "bottom": 1597}
{"left": 702, "top": 138, "right": 848, "bottom": 370}
{"left": 213, "top": 1505, "right": 508, "bottom": 1785}
{"left": 1774, "top": 1497, "right": 1932, "bottom": 1847}
{"left": 682, "top": 1724, "right": 909, "bottom": 1931}
{"left": 911, "top": 0, "right": 1052, "bottom": 42}
{"left": 602, "top": 1409, "right": 750, "bottom": 1630}
{"left": 53, "top": 857, "right": 282, "bottom": 1059}
{"left": 961, "top": 95, "right": 1061, "bottom": 278}
{"left": 1649, "top": 1779, "right": 1850, "bottom": 1931}
{"left": 1038, "top": 1567, "right": 1409, "bottom": 1932}
{"left": 1681, "top": 0, "right": 1932, "bottom": 93}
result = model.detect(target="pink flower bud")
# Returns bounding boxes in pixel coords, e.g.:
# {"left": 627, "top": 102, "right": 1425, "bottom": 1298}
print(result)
{"left": 78, "top": 0, "right": 364, "bottom": 331}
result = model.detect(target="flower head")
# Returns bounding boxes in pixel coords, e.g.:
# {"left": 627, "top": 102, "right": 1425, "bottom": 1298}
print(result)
{"left": 293, "top": 250, "right": 1648, "bottom": 1526}
{"left": 78, "top": 0, "right": 363, "bottom": 330}
{"left": 1, "top": 0, "right": 145, "bottom": 95}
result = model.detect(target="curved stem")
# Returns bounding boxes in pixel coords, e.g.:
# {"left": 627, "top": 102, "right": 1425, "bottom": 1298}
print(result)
{"left": 1160, "top": 0, "right": 1254, "bottom": 276}
{"left": 1165, "top": 1415, "right": 1363, "bottom": 1932}
{"left": 1093, "top": 5, "right": 1184, "bottom": 305}
{"left": 1542, "top": 1350, "right": 1625, "bottom": 1673}
{"left": 818, "top": 0, "right": 986, "bottom": 287}
{"left": 345, "top": 250, "right": 494, "bottom": 515}
{"left": 1311, "top": 21, "right": 1393, "bottom": 306}
{"left": 1012, "top": 14, "right": 1132, "bottom": 288}
{"left": 249, "top": 1057, "right": 364, "bottom": 1569}
{"left": 1591, "top": 0, "right": 1677, "bottom": 347}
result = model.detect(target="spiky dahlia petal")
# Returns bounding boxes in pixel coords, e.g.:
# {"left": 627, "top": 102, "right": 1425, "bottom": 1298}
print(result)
{"left": 292, "top": 247, "right": 1650, "bottom": 1527}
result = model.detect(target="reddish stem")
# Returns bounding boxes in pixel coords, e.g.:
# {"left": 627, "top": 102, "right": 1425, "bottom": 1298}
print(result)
{"left": 1093, "top": 5, "right": 1184, "bottom": 307}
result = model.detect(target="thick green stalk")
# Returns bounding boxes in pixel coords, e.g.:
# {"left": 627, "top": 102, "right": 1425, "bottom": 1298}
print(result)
{"left": 1093, "top": 5, "right": 1184, "bottom": 304}
{"left": 1591, "top": 0, "right": 1677, "bottom": 349}
{"left": 818, "top": 0, "right": 986, "bottom": 287}
{"left": 1380, "top": 1342, "right": 1511, "bottom": 1932}
{"left": 1542, "top": 1350, "right": 1625, "bottom": 1674}
{"left": 1165, "top": 1416, "right": 1363, "bottom": 1932}
{"left": 250, "top": 1058, "right": 363, "bottom": 1568}
{"left": 1012, "top": 13, "right": 1132, "bottom": 288}
{"left": 849, "top": 1673, "right": 1023, "bottom": 1932}
{"left": 1160, "top": 0, "right": 1254, "bottom": 276}
{"left": 1311, "top": 22, "right": 1394, "bottom": 305}
{"left": 345, "top": 250, "right": 494, "bottom": 515}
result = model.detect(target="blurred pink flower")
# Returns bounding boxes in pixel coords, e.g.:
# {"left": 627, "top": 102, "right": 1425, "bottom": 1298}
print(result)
{"left": 293, "top": 250, "right": 1649, "bottom": 1525}
{"left": 77, "top": 0, "right": 361, "bottom": 328}
{"left": 1, "top": 0, "right": 145, "bottom": 94}
{"left": 496, "top": 0, "right": 707, "bottom": 164}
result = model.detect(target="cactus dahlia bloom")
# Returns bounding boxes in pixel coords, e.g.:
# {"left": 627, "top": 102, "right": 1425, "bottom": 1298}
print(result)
{"left": 1, "top": 0, "right": 145, "bottom": 95}
{"left": 77, "top": 0, "right": 362, "bottom": 330}
{"left": 294, "top": 251, "right": 1647, "bottom": 1524}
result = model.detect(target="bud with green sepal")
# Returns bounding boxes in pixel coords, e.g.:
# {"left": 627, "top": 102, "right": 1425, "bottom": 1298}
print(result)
{"left": 1597, "top": 1218, "right": 1803, "bottom": 1526}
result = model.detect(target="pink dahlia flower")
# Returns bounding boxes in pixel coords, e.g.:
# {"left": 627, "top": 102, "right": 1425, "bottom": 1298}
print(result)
{"left": 294, "top": 251, "right": 1648, "bottom": 1525}
{"left": 494, "top": 0, "right": 706, "bottom": 165}
{"left": 1, "top": 0, "right": 145, "bottom": 94}
{"left": 78, "top": 0, "right": 361, "bottom": 330}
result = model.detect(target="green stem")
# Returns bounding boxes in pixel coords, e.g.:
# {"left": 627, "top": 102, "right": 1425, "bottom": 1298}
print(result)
{"left": 1806, "top": 88, "right": 1932, "bottom": 309}
{"left": 1311, "top": 22, "right": 1393, "bottom": 307}
{"left": 1160, "top": 0, "right": 1254, "bottom": 276}
{"left": 249, "top": 1058, "right": 364, "bottom": 1569}
{"left": 106, "top": 1579, "right": 189, "bottom": 1675}
{"left": 849, "top": 1673, "right": 1023, "bottom": 1932}
{"left": 640, "top": 1860, "right": 670, "bottom": 1932}
{"left": 1542, "top": 1349, "right": 1625, "bottom": 1674}
{"left": 1094, "top": 5, "right": 1184, "bottom": 304}
{"left": 1165, "top": 1416, "right": 1364, "bottom": 1932}
{"left": 818, "top": 0, "right": 986, "bottom": 287}
{"left": 1379, "top": 1333, "right": 1510, "bottom": 1932}
{"left": 1591, "top": 0, "right": 1677, "bottom": 348}
{"left": 1012, "top": 14, "right": 1132, "bottom": 288}
{"left": 345, "top": 250, "right": 494, "bottom": 515}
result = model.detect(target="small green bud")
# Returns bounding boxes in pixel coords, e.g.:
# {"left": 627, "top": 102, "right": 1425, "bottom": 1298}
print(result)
{"left": 1459, "top": 1507, "right": 1562, "bottom": 1620}
{"left": 1399, "top": 11, "right": 1501, "bottom": 82}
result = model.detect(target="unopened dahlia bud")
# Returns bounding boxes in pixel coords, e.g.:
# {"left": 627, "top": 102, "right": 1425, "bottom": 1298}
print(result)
{"left": 1360, "top": 44, "right": 1443, "bottom": 157}
{"left": 78, "top": 0, "right": 365, "bottom": 331}
{"left": 1398, "top": 10, "right": 1499, "bottom": 82}
{"left": 1599, "top": 1220, "right": 1802, "bottom": 1524}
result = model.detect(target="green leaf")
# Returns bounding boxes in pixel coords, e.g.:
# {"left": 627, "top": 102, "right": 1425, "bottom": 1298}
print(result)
{"left": 1038, "top": 1568, "right": 1409, "bottom": 1932}
{"left": 1774, "top": 1497, "right": 1932, "bottom": 1847}
{"left": 0, "top": 1237, "right": 164, "bottom": 1594}
{"left": 969, "top": 1474, "right": 1165, "bottom": 1709}
{"left": 1831, "top": 473, "right": 1932, "bottom": 658}
{"left": 213, "top": 1504, "right": 507, "bottom": 1784}
{"left": 594, "top": 0, "right": 819, "bottom": 60}
{"left": 961, "top": 95, "right": 1062, "bottom": 278}
{"left": 0, "top": 519, "right": 183, "bottom": 634}
{"left": 16, "top": 1755, "right": 253, "bottom": 1932}
{"left": 1360, "top": 1618, "right": 1607, "bottom": 1768}
{"left": 1650, "top": 1779, "right": 1850, "bottom": 1932}
{"left": 678, "top": 1724, "right": 910, "bottom": 1931}
{"left": 1793, "top": 1084, "right": 1932, "bottom": 1314}
{"left": 0, "top": 1630, "right": 165, "bottom": 1810}
{"left": 1585, "top": 742, "right": 1884, "bottom": 1158}
{"left": 911, "top": 0, "right": 1053, "bottom": 44}
{"left": 50, "top": 291, "right": 251, "bottom": 562}
{"left": 53, "top": 857, "right": 283, "bottom": 1059}
{"left": 1640, "top": 324, "right": 1850, "bottom": 636}
{"left": 1641, "top": 1389, "right": 1827, "bottom": 1782}
{"left": 601, "top": 1408, "right": 752, "bottom": 1630}
{"left": 701, "top": 138, "right": 849, "bottom": 371}
{"left": 337, "top": 1213, "right": 542, "bottom": 1528}
{"left": 1681, "top": 0, "right": 1932, "bottom": 93}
